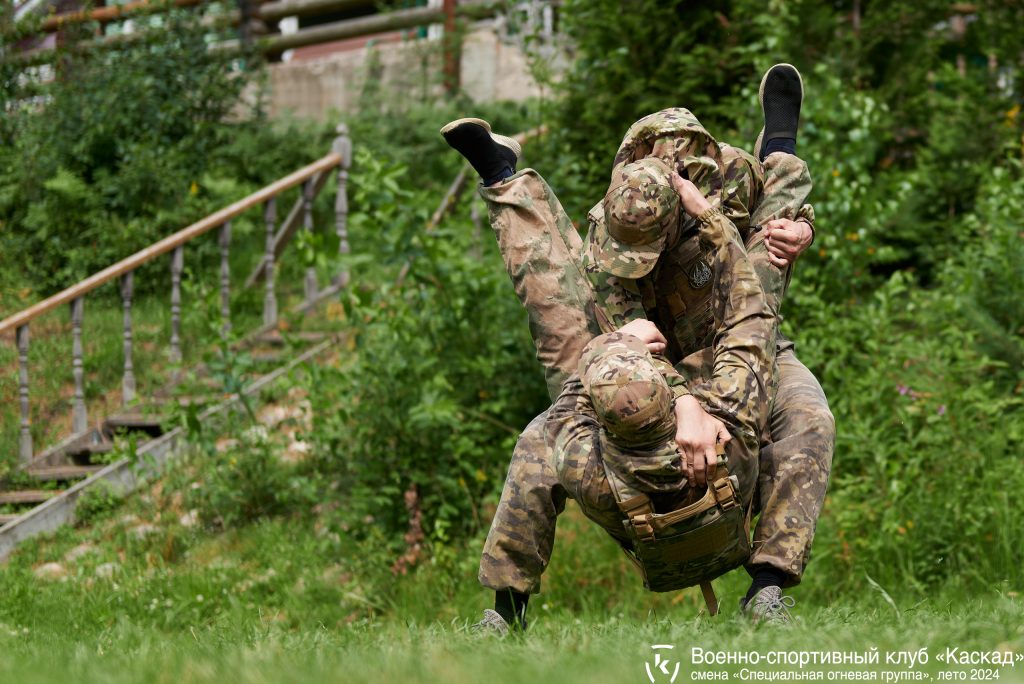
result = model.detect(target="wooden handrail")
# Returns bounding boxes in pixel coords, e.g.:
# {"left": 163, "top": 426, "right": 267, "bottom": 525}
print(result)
{"left": 0, "top": 152, "right": 341, "bottom": 337}
{"left": 38, "top": 0, "right": 207, "bottom": 32}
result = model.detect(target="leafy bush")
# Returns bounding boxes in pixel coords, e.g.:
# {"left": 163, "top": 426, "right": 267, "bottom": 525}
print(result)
{"left": 306, "top": 150, "right": 547, "bottom": 550}
{"left": 75, "top": 480, "right": 123, "bottom": 525}
{"left": 185, "top": 429, "right": 318, "bottom": 531}
{"left": 0, "top": 13, "right": 258, "bottom": 295}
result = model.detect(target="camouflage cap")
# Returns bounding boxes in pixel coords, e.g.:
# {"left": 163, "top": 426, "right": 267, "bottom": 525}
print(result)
{"left": 594, "top": 155, "right": 725, "bottom": 279}
{"left": 580, "top": 331, "right": 676, "bottom": 446}
{"left": 579, "top": 332, "right": 686, "bottom": 493}
{"left": 594, "top": 157, "right": 679, "bottom": 279}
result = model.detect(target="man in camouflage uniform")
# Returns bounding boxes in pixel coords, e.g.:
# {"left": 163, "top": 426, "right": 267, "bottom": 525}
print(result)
{"left": 548, "top": 160, "right": 778, "bottom": 592}
{"left": 440, "top": 64, "right": 833, "bottom": 629}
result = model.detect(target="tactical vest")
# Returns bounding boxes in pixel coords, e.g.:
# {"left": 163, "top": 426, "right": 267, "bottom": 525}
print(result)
{"left": 637, "top": 224, "right": 716, "bottom": 364}
{"left": 603, "top": 444, "right": 751, "bottom": 615}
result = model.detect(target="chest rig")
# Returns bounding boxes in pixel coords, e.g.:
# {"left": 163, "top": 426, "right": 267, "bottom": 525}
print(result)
{"left": 637, "top": 224, "right": 716, "bottom": 364}
{"left": 603, "top": 444, "right": 751, "bottom": 615}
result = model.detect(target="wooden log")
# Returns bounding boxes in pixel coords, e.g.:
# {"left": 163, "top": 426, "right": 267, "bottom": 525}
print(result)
{"left": 35, "top": 0, "right": 208, "bottom": 32}
{"left": 262, "top": 3, "right": 501, "bottom": 55}
{"left": 258, "top": 0, "right": 373, "bottom": 24}
{"left": 0, "top": 153, "right": 341, "bottom": 337}
{"left": 11, "top": 11, "right": 241, "bottom": 68}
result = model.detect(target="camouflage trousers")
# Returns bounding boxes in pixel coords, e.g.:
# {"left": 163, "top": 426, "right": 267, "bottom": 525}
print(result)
{"left": 477, "top": 169, "right": 605, "bottom": 399}
{"left": 477, "top": 167, "right": 833, "bottom": 593}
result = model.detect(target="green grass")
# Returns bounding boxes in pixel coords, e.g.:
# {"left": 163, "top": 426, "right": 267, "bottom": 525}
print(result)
{"left": 1, "top": 475, "right": 1021, "bottom": 684}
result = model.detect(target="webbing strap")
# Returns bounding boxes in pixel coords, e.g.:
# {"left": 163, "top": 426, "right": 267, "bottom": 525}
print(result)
{"left": 700, "top": 581, "right": 719, "bottom": 616}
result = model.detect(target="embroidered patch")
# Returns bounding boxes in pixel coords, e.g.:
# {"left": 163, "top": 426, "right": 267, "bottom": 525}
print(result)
{"left": 688, "top": 260, "right": 712, "bottom": 289}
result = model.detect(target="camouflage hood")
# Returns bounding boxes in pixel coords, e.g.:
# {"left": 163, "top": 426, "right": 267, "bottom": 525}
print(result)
{"left": 603, "top": 107, "right": 761, "bottom": 241}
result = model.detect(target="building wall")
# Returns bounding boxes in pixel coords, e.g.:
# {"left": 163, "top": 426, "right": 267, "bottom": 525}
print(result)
{"left": 265, "top": 22, "right": 552, "bottom": 121}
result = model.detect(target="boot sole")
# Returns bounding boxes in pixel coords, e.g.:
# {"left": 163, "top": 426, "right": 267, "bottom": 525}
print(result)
{"left": 755, "top": 64, "right": 804, "bottom": 156}
{"left": 440, "top": 117, "right": 523, "bottom": 159}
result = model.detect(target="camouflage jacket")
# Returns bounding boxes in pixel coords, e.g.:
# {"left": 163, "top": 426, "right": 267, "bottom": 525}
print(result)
{"left": 584, "top": 108, "right": 814, "bottom": 381}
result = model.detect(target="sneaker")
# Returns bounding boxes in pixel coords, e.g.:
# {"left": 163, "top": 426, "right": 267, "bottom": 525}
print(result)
{"left": 741, "top": 586, "right": 796, "bottom": 625}
{"left": 471, "top": 608, "right": 511, "bottom": 637}
{"left": 753, "top": 64, "right": 804, "bottom": 161}
{"left": 440, "top": 118, "right": 521, "bottom": 185}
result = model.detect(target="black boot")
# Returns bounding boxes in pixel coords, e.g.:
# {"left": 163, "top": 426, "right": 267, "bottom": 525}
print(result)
{"left": 755, "top": 64, "right": 803, "bottom": 161}
{"left": 440, "top": 118, "right": 521, "bottom": 186}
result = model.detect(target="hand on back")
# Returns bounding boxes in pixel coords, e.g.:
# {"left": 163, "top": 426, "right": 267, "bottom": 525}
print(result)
{"left": 617, "top": 319, "right": 667, "bottom": 355}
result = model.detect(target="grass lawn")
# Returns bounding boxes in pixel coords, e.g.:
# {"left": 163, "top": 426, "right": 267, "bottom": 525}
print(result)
{"left": 1, "top": 478, "right": 1021, "bottom": 684}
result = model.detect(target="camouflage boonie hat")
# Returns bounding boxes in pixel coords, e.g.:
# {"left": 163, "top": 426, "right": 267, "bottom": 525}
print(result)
{"left": 594, "top": 158, "right": 679, "bottom": 279}
{"left": 579, "top": 332, "right": 685, "bottom": 493}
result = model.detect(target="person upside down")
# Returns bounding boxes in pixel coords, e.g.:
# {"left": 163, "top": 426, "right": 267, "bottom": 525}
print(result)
{"left": 440, "top": 64, "right": 834, "bottom": 632}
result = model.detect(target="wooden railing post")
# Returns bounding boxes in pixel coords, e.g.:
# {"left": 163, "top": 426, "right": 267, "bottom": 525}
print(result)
{"left": 302, "top": 178, "right": 317, "bottom": 305}
{"left": 220, "top": 221, "right": 231, "bottom": 336}
{"left": 263, "top": 198, "right": 278, "bottom": 326}
{"left": 17, "top": 324, "right": 32, "bottom": 464}
{"left": 170, "top": 245, "right": 184, "bottom": 363}
{"left": 70, "top": 296, "right": 88, "bottom": 435}
{"left": 120, "top": 272, "right": 136, "bottom": 405}
{"left": 332, "top": 122, "right": 351, "bottom": 288}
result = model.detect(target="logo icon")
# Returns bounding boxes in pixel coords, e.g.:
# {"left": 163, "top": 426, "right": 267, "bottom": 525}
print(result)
{"left": 646, "top": 644, "right": 681, "bottom": 683}
{"left": 688, "top": 259, "right": 712, "bottom": 289}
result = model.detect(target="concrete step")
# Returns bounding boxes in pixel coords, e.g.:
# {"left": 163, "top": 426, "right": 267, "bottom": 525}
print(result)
{"left": 102, "top": 413, "right": 166, "bottom": 439}
{"left": 0, "top": 514, "right": 19, "bottom": 526}
{"left": 26, "top": 465, "right": 104, "bottom": 482}
{"left": 0, "top": 490, "right": 63, "bottom": 505}
{"left": 254, "top": 331, "right": 329, "bottom": 347}
{"left": 248, "top": 351, "right": 286, "bottom": 364}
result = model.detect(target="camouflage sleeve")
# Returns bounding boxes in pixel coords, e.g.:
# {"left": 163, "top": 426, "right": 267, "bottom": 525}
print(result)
{"left": 796, "top": 203, "right": 815, "bottom": 244}
{"left": 581, "top": 219, "right": 691, "bottom": 399}
{"left": 650, "top": 355, "right": 691, "bottom": 400}
{"left": 581, "top": 225, "right": 647, "bottom": 330}
{"left": 689, "top": 208, "right": 777, "bottom": 444}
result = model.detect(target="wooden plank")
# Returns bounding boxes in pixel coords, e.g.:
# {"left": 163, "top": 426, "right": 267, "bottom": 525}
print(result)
{"left": 0, "top": 490, "right": 62, "bottom": 505}
{"left": 262, "top": 3, "right": 501, "bottom": 55}
{"left": 26, "top": 465, "right": 104, "bottom": 482}
{"left": 0, "top": 153, "right": 342, "bottom": 337}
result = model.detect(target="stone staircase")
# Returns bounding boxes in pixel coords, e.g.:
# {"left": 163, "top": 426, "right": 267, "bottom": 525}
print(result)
{"left": 0, "top": 127, "right": 352, "bottom": 559}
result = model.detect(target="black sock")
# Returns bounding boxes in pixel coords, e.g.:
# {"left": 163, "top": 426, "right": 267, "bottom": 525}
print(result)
{"left": 483, "top": 166, "right": 515, "bottom": 186}
{"left": 762, "top": 137, "right": 796, "bottom": 159}
{"left": 745, "top": 566, "right": 788, "bottom": 603}
{"left": 495, "top": 589, "right": 529, "bottom": 628}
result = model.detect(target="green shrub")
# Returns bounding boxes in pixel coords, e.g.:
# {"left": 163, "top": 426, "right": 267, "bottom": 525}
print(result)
{"left": 75, "top": 481, "right": 123, "bottom": 525}
{"left": 306, "top": 150, "right": 547, "bottom": 550}
{"left": 186, "top": 431, "right": 317, "bottom": 531}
